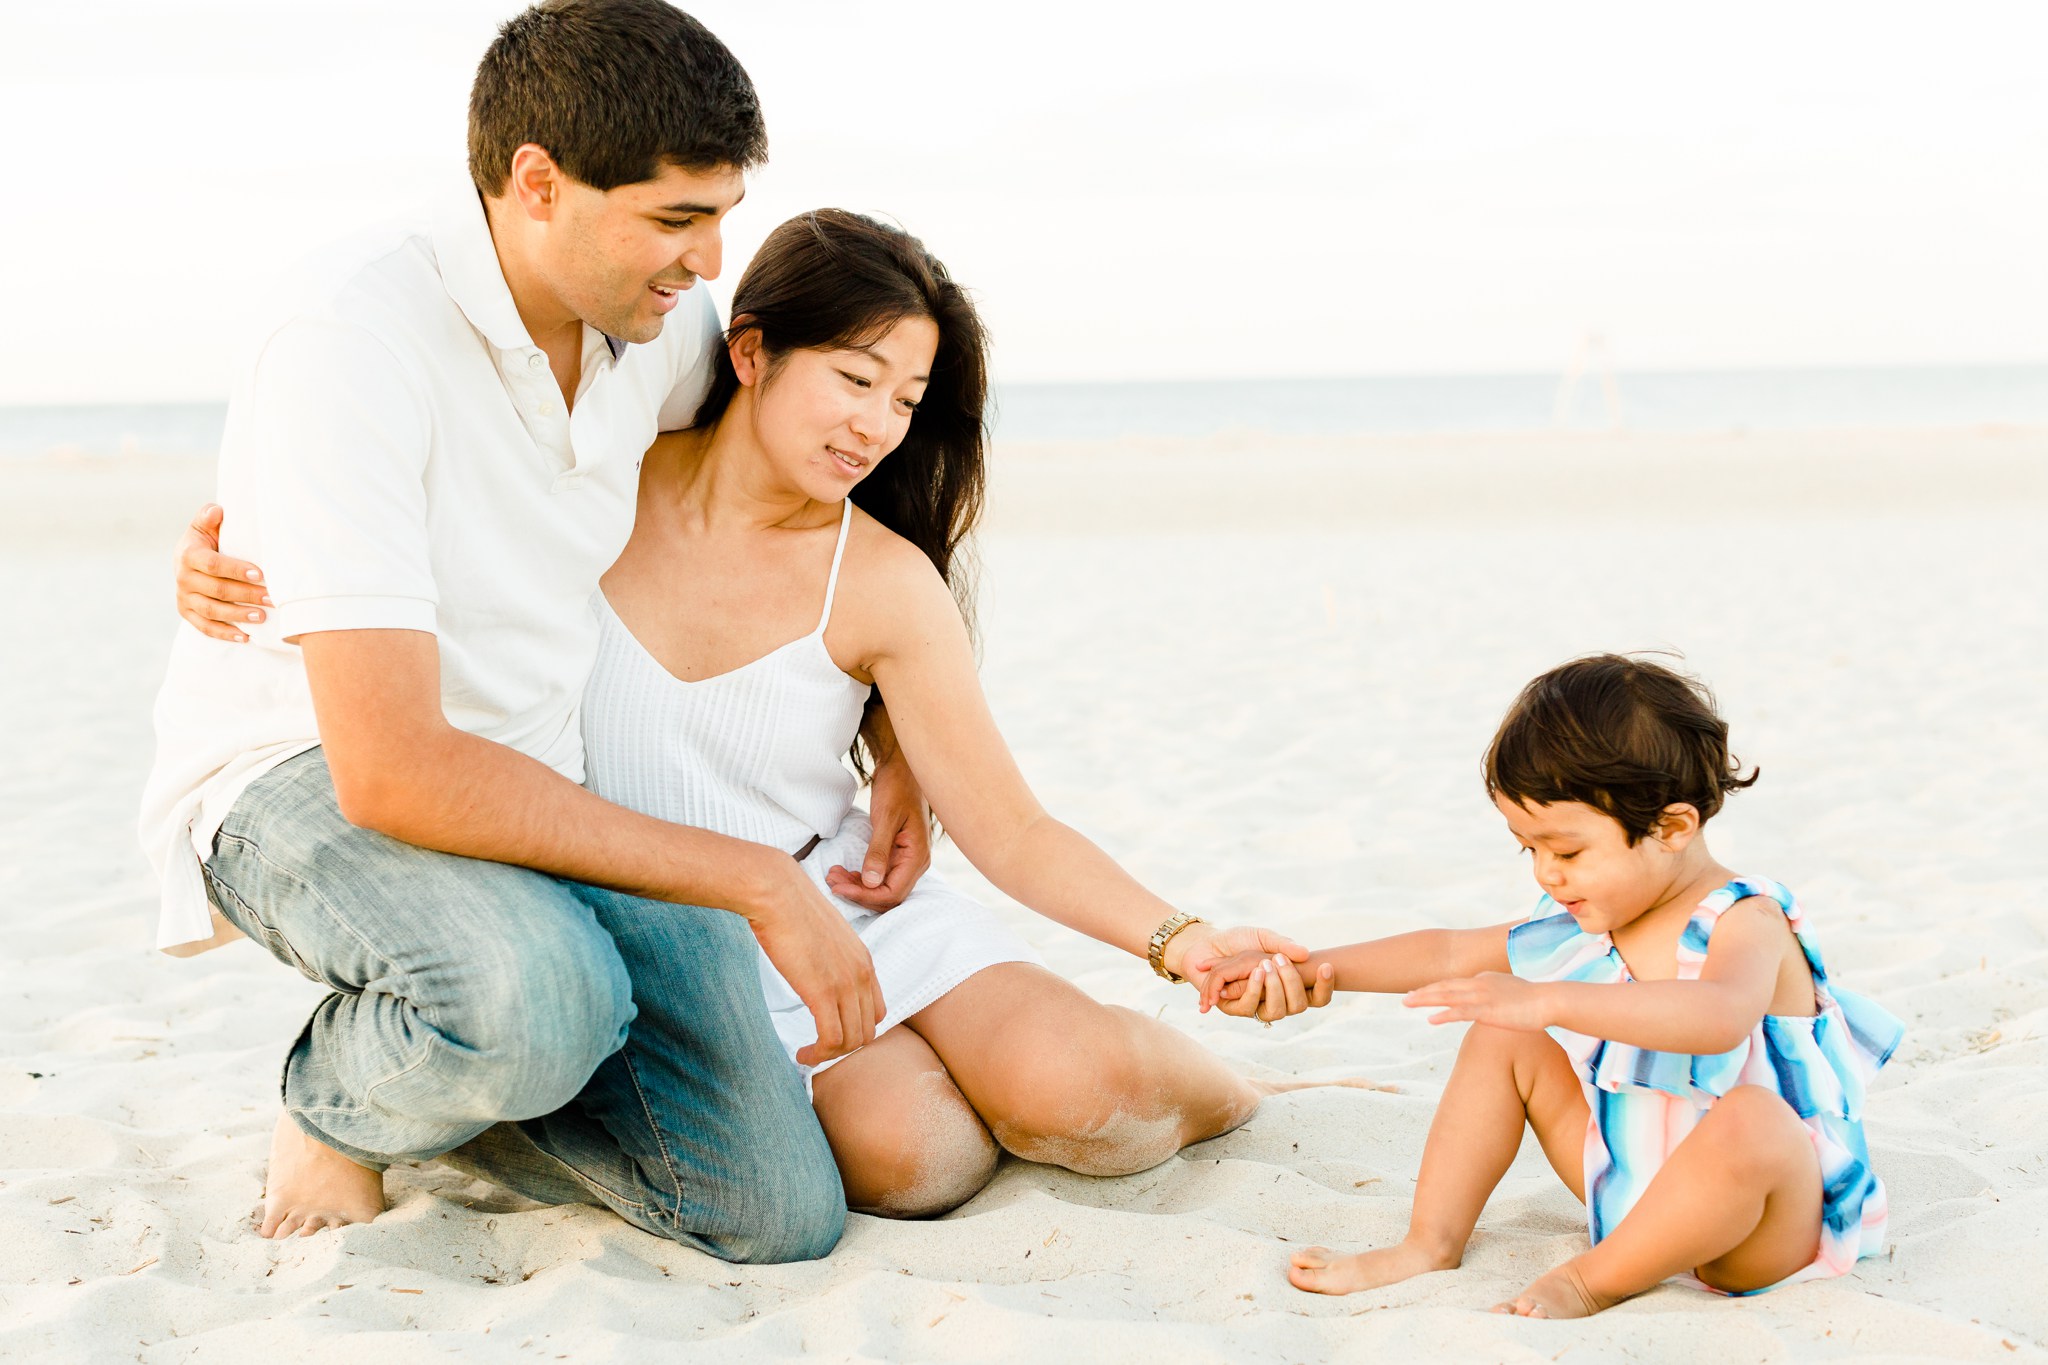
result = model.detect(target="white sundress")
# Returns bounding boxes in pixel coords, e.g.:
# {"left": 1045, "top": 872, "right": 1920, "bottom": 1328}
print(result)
{"left": 578, "top": 499, "right": 1040, "bottom": 1079}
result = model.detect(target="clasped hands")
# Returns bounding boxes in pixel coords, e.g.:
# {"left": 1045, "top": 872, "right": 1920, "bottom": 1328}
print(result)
{"left": 1194, "top": 948, "right": 1555, "bottom": 1032}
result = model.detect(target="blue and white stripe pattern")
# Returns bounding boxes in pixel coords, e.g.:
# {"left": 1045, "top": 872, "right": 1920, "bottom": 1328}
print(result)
{"left": 1506, "top": 876, "right": 1903, "bottom": 1292}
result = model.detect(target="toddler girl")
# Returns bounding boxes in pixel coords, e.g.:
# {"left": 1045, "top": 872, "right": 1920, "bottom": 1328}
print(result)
{"left": 1203, "top": 654, "right": 1902, "bottom": 1316}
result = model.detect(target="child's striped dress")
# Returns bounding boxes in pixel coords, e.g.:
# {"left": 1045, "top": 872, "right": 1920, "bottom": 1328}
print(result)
{"left": 1506, "top": 876, "right": 1904, "bottom": 1292}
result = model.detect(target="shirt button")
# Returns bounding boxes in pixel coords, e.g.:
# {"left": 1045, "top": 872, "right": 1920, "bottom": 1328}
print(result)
{"left": 528, "top": 353, "right": 545, "bottom": 370}
{"left": 537, "top": 402, "right": 554, "bottom": 417}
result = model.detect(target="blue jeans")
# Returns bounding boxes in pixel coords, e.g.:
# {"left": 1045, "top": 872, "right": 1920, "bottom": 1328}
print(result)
{"left": 203, "top": 749, "right": 844, "bottom": 1263}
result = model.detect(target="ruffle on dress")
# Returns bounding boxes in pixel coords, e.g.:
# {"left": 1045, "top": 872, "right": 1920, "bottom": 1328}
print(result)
{"left": 1507, "top": 877, "right": 1902, "bottom": 1120}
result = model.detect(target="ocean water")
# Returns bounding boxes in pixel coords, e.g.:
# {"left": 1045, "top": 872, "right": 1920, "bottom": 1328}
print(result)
{"left": 5, "top": 366, "right": 2046, "bottom": 459}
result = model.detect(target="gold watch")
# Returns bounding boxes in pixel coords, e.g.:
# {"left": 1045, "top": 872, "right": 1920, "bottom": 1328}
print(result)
{"left": 1147, "top": 911, "right": 1208, "bottom": 983}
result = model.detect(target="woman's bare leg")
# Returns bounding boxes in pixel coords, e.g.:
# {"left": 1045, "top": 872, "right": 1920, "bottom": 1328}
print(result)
{"left": 1498, "top": 1084, "right": 1822, "bottom": 1318}
{"left": 905, "top": 964, "right": 1280, "bottom": 1177}
{"left": 1291, "top": 1023, "right": 1588, "bottom": 1295}
{"left": 809, "top": 1026, "right": 1000, "bottom": 1217}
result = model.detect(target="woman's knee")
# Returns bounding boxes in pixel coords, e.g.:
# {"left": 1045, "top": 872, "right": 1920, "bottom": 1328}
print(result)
{"left": 832, "top": 1071, "right": 1000, "bottom": 1219}
{"left": 985, "top": 1007, "right": 1185, "bottom": 1177}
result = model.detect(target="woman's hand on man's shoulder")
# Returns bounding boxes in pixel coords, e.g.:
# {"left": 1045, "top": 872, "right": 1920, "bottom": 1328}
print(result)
{"left": 175, "top": 503, "right": 272, "bottom": 642}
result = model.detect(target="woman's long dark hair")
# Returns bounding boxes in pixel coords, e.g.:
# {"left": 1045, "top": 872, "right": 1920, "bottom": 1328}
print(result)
{"left": 693, "top": 208, "right": 990, "bottom": 777}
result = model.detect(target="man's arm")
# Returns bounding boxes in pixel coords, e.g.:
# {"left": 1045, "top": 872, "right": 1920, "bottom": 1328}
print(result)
{"left": 174, "top": 500, "right": 940, "bottom": 915}
{"left": 302, "top": 628, "right": 883, "bottom": 1065}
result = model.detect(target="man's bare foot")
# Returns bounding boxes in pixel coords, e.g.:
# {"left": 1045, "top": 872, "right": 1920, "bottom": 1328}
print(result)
{"left": 1493, "top": 1259, "right": 1616, "bottom": 1318}
{"left": 1288, "top": 1239, "right": 1459, "bottom": 1295}
{"left": 1250, "top": 1076, "right": 1401, "bottom": 1096}
{"left": 258, "top": 1112, "right": 385, "bottom": 1238}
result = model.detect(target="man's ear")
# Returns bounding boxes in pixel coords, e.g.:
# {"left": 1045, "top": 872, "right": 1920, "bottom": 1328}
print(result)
{"left": 1651, "top": 803, "right": 1701, "bottom": 851}
{"left": 729, "top": 319, "right": 767, "bottom": 386}
{"left": 505, "top": 144, "right": 565, "bottom": 222}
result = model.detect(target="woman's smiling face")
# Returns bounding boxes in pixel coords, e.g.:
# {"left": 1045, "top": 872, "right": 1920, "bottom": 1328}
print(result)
{"left": 742, "top": 314, "right": 939, "bottom": 500}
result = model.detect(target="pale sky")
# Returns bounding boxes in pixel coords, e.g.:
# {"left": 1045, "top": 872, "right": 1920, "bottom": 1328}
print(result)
{"left": 4, "top": 0, "right": 2044, "bottom": 404}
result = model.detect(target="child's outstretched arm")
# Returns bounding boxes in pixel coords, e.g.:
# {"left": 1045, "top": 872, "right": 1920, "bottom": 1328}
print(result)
{"left": 1405, "top": 896, "right": 1789, "bottom": 1053}
{"left": 1200, "top": 923, "right": 1516, "bottom": 1015}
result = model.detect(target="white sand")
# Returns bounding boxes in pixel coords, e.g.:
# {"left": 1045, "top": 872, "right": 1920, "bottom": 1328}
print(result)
{"left": 3, "top": 428, "right": 2045, "bottom": 1361}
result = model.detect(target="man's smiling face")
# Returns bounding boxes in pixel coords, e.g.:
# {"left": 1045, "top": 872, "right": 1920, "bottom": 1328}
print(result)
{"left": 540, "top": 160, "right": 746, "bottom": 344}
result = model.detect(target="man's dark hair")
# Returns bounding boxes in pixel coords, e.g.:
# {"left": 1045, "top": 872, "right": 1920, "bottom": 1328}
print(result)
{"left": 468, "top": 0, "right": 768, "bottom": 196}
{"left": 1484, "top": 653, "right": 1759, "bottom": 843}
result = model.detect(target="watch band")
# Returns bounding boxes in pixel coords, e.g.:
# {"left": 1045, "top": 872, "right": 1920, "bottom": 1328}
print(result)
{"left": 1147, "top": 911, "right": 1207, "bottom": 983}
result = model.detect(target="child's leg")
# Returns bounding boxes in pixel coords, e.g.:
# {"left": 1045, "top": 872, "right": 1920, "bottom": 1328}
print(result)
{"left": 1292, "top": 1024, "right": 1588, "bottom": 1295}
{"left": 1498, "top": 1085, "right": 1823, "bottom": 1318}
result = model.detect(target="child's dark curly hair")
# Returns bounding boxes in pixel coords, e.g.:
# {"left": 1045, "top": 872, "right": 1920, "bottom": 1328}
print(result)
{"left": 1484, "top": 653, "right": 1759, "bottom": 844}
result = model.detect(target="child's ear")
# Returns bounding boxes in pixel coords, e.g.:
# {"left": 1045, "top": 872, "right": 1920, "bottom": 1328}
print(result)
{"left": 1652, "top": 803, "right": 1701, "bottom": 851}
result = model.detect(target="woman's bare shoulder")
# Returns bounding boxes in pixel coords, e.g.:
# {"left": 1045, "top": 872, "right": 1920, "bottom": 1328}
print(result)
{"left": 843, "top": 503, "right": 951, "bottom": 596}
{"left": 833, "top": 504, "right": 964, "bottom": 650}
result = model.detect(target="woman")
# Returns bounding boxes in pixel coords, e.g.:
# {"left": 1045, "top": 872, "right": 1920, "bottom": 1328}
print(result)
{"left": 177, "top": 210, "right": 1348, "bottom": 1216}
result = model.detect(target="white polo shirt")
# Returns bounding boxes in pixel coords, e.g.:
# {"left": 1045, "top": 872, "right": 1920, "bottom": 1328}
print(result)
{"left": 139, "top": 177, "right": 721, "bottom": 953}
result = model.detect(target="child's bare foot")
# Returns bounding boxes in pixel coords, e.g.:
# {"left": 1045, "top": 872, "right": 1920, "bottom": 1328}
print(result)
{"left": 1287, "top": 1240, "right": 1459, "bottom": 1295}
{"left": 257, "top": 1113, "right": 385, "bottom": 1238}
{"left": 1250, "top": 1076, "right": 1401, "bottom": 1096}
{"left": 1493, "top": 1260, "right": 1616, "bottom": 1318}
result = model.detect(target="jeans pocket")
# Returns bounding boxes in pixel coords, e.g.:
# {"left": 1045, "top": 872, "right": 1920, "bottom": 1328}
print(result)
{"left": 202, "top": 851, "right": 326, "bottom": 986}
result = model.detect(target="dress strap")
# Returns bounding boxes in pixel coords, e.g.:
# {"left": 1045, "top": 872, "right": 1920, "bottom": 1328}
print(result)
{"left": 815, "top": 500, "right": 855, "bottom": 634}
{"left": 1675, "top": 876, "right": 1802, "bottom": 981}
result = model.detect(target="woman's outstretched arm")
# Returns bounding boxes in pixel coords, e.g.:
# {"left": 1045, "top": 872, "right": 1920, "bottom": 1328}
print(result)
{"left": 853, "top": 531, "right": 1304, "bottom": 985}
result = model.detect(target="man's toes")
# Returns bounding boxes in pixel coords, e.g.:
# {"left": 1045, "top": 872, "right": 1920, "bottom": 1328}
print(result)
{"left": 1290, "top": 1245, "right": 1333, "bottom": 1270}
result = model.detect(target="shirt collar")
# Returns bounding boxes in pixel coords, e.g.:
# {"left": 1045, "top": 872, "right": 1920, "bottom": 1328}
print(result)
{"left": 432, "top": 178, "right": 627, "bottom": 365}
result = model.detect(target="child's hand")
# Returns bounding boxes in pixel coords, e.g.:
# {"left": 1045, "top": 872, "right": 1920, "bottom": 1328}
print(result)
{"left": 1201, "top": 951, "right": 1335, "bottom": 1020}
{"left": 1195, "top": 949, "right": 1268, "bottom": 1012}
{"left": 1403, "top": 973, "right": 1550, "bottom": 1032}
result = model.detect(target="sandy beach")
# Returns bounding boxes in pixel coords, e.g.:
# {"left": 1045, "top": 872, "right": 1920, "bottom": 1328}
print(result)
{"left": 4, "top": 426, "right": 2045, "bottom": 1362}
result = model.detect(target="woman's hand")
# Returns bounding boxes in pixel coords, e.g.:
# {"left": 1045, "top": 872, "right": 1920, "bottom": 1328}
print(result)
{"left": 823, "top": 737, "right": 932, "bottom": 911}
{"left": 1194, "top": 946, "right": 1331, "bottom": 1016}
{"left": 1173, "top": 925, "right": 1326, "bottom": 1022}
{"left": 1404, "top": 972, "right": 1552, "bottom": 1031}
{"left": 175, "top": 503, "right": 270, "bottom": 641}
{"left": 1213, "top": 954, "right": 1337, "bottom": 1022}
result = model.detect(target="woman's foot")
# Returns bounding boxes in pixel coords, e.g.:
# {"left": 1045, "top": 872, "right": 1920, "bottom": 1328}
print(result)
{"left": 1493, "top": 1259, "right": 1616, "bottom": 1318}
{"left": 1287, "top": 1240, "right": 1459, "bottom": 1295}
{"left": 257, "top": 1112, "right": 386, "bottom": 1238}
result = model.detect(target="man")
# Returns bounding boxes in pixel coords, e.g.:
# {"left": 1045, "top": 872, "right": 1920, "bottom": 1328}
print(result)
{"left": 141, "top": 0, "right": 930, "bottom": 1262}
